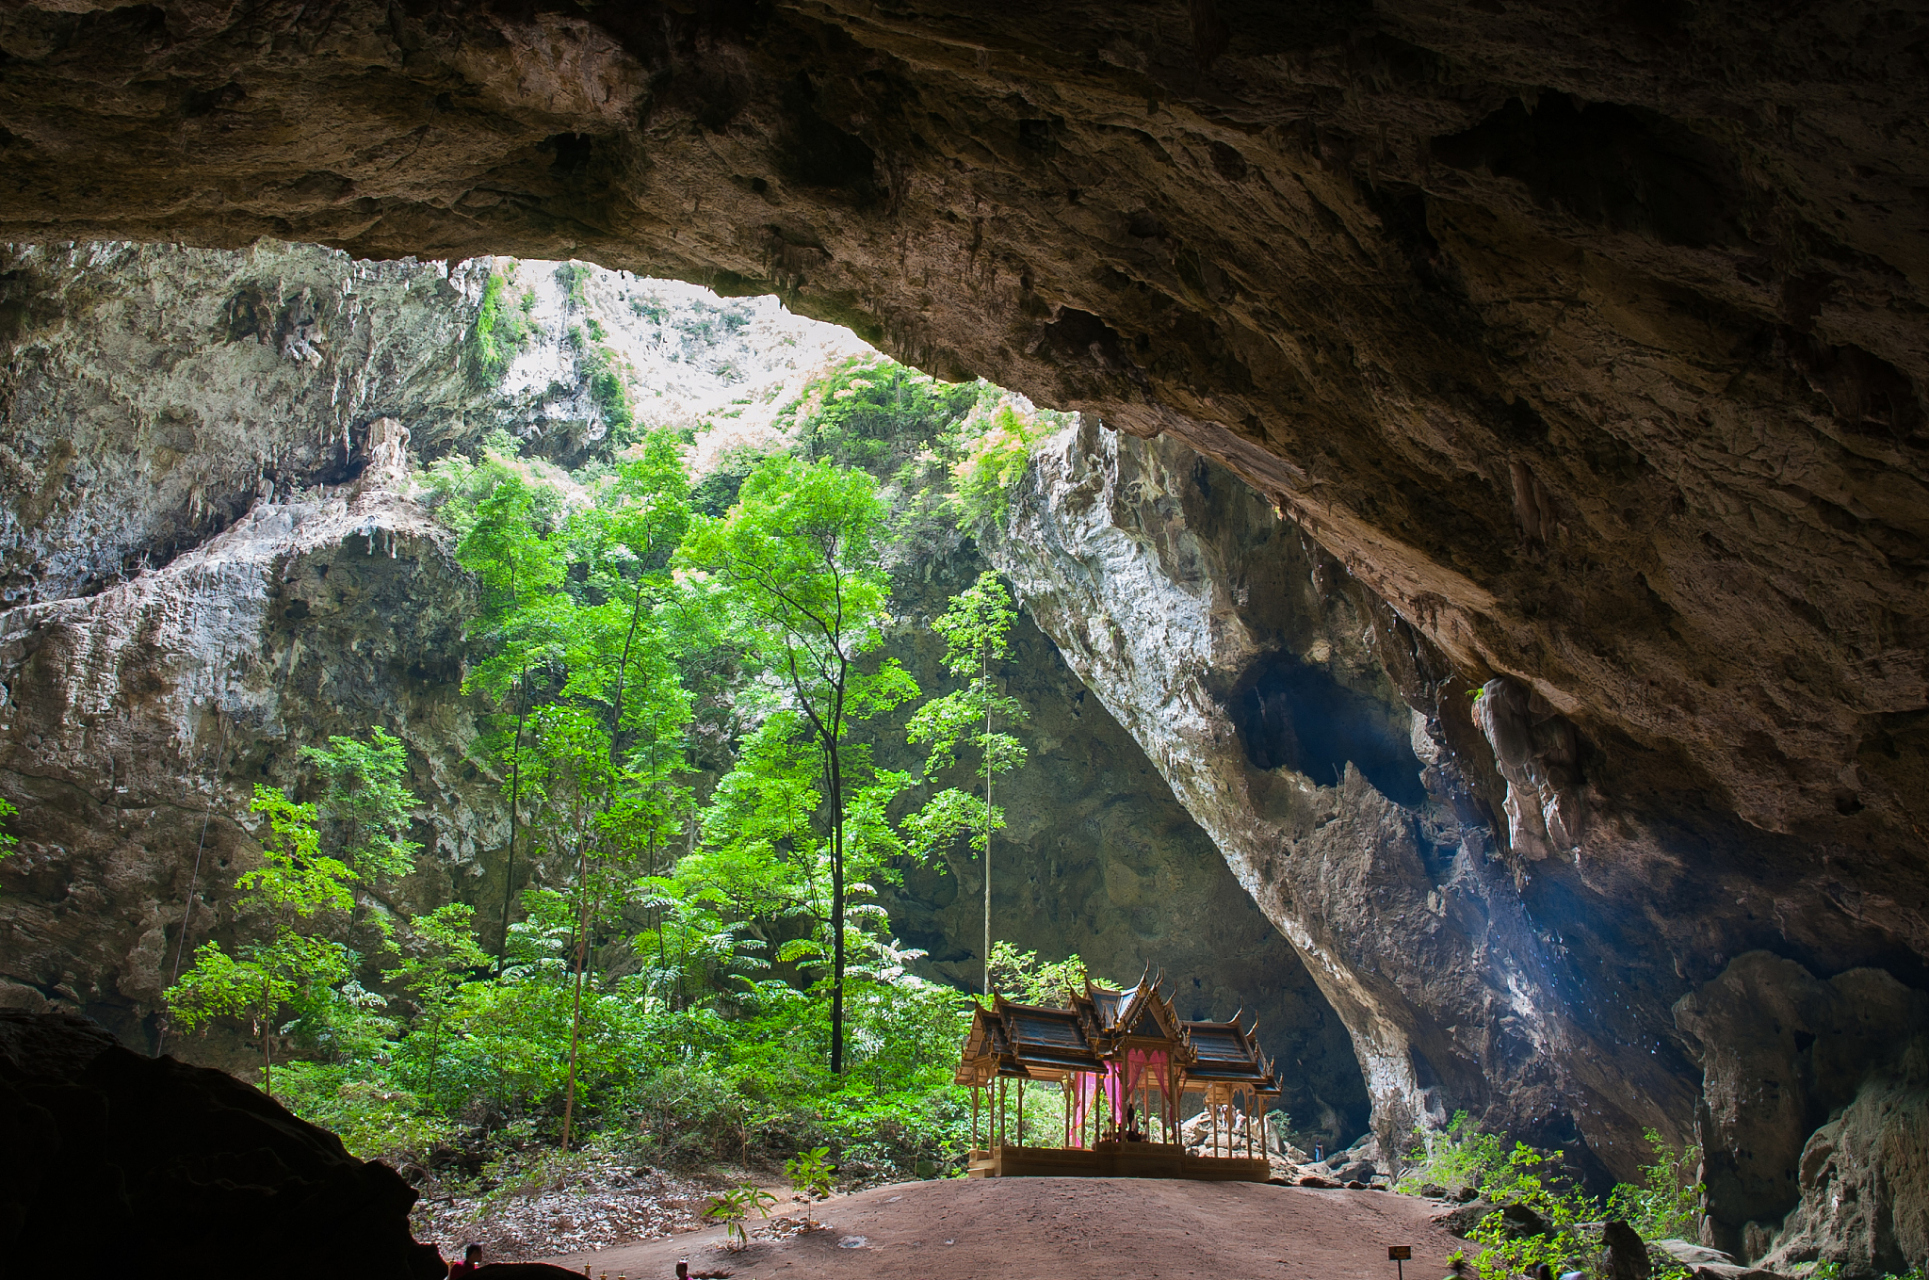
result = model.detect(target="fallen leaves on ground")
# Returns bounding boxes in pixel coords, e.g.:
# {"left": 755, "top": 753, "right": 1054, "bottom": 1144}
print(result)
{"left": 411, "top": 1154, "right": 712, "bottom": 1261}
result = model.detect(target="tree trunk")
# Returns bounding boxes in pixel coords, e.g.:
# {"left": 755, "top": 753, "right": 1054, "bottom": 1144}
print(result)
{"left": 828, "top": 735, "right": 845, "bottom": 1076}
{"left": 497, "top": 682, "right": 527, "bottom": 979}
{"left": 560, "top": 816, "right": 593, "bottom": 1152}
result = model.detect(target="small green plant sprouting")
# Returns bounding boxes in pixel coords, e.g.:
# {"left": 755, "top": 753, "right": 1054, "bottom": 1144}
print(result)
{"left": 0, "top": 795, "right": 17, "bottom": 852}
{"left": 785, "top": 1145, "right": 835, "bottom": 1197}
{"left": 704, "top": 1184, "right": 777, "bottom": 1249}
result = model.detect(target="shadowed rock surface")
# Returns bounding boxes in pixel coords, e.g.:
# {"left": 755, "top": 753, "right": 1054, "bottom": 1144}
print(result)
{"left": 0, "top": 4, "right": 1925, "bottom": 1262}
{"left": 0, "top": 1007, "right": 444, "bottom": 1280}
{"left": 0, "top": 0, "right": 1920, "bottom": 872}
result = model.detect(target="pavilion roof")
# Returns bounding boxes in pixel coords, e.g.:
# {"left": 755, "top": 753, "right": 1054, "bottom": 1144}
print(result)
{"left": 1178, "top": 1016, "right": 1276, "bottom": 1088}
{"left": 955, "top": 971, "right": 1281, "bottom": 1094}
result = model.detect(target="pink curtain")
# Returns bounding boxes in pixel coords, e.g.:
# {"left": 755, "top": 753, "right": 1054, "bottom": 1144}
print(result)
{"left": 1068, "top": 1050, "right": 1169, "bottom": 1146}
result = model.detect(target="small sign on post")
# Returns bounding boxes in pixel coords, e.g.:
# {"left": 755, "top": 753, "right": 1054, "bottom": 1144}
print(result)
{"left": 1390, "top": 1244, "right": 1413, "bottom": 1280}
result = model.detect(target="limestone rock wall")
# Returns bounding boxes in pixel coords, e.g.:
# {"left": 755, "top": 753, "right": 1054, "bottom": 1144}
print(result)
{"left": 991, "top": 418, "right": 1700, "bottom": 1174}
{"left": 1676, "top": 953, "right": 1929, "bottom": 1269}
{"left": 0, "top": 469, "right": 501, "bottom": 1053}
{"left": 991, "top": 418, "right": 1929, "bottom": 1252}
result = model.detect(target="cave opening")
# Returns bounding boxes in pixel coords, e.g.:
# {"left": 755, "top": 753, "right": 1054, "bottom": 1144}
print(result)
{"left": 1229, "top": 650, "right": 1427, "bottom": 807}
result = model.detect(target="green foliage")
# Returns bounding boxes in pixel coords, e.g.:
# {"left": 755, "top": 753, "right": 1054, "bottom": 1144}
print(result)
{"left": 1396, "top": 1110, "right": 1506, "bottom": 1197}
{"left": 949, "top": 402, "right": 1055, "bottom": 527}
{"left": 1458, "top": 1142, "right": 1597, "bottom": 1280}
{"left": 795, "top": 355, "right": 983, "bottom": 478}
{"left": 785, "top": 1145, "right": 834, "bottom": 1197}
{"left": 1605, "top": 1128, "right": 1705, "bottom": 1244}
{"left": 984, "top": 941, "right": 1095, "bottom": 1006}
{"left": 579, "top": 342, "right": 638, "bottom": 445}
{"left": 691, "top": 443, "right": 782, "bottom": 517}
{"left": 165, "top": 781, "right": 378, "bottom": 1093}
{"left": 704, "top": 1183, "right": 777, "bottom": 1249}
{"left": 1404, "top": 1114, "right": 1708, "bottom": 1280}
{"left": 0, "top": 796, "right": 17, "bottom": 851}
{"left": 211, "top": 351, "right": 1076, "bottom": 1184}
{"left": 678, "top": 452, "right": 920, "bottom": 1074}
{"left": 904, "top": 573, "right": 1028, "bottom": 867}
{"left": 554, "top": 261, "right": 591, "bottom": 307}
{"left": 301, "top": 726, "right": 420, "bottom": 885}
{"left": 470, "top": 265, "right": 537, "bottom": 382}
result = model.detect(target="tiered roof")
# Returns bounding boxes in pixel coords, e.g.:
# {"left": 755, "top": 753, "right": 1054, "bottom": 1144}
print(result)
{"left": 955, "top": 972, "right": 1277, "bottom": 1093}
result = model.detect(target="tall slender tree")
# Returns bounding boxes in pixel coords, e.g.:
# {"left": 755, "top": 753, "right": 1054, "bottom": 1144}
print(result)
{"left": 445, "top": 453, "right": 567, "bottom": 968}
{"left": 678, "top": 454, "right": 917, "bottom": 1073}
{"left": 903, "top": 572, "right": 1027, "bottom": 996}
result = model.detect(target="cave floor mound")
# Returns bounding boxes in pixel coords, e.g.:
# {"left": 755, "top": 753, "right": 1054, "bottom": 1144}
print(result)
{"left": 541, "top": 1175, "right": 1461, "bottom": 1280}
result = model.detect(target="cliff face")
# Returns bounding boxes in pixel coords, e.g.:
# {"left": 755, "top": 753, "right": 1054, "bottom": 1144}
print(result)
{"left": 993, "top": 419, "right": 1928, "bottom": 1261}
{"left": 991, "top": 419, "right": 1698, "bottom": 1174}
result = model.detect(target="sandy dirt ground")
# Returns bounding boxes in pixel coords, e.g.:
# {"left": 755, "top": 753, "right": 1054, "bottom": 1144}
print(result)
{"left": 542, "top": 1176, "right": 1465, "bottom": 1280}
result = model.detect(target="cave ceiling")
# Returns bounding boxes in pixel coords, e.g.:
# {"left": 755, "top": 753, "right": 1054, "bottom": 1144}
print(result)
{"left": 0, "top": 0, "right": 1924, "bottom": 942}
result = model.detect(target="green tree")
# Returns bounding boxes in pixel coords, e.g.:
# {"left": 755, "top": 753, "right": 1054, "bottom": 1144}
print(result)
{"left": 384, "top": 902, "right": 489, "bottom": 1099}
{"left": 903, "top": 572, "right": 1028, "bottom": 995}
{"left": 678, "top": 454, "right": 919, "bottom": 1073}
{"left": 165, "top": 786, "right": 361, "bottom": 1094}
{"left": 445, "top": 452, "right": 568, "bottom": 971}
{"left": 302, "top": 726, "right": 421, "bottom": 888}
{"left": 949, "top": 402, "right": 1055, "bottom": 527}
{"left": 0, "top": 796, "right": 17, "bottom": 852}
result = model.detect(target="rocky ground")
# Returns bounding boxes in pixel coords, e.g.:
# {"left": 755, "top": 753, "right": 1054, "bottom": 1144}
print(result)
{"left": 409, "top": 1153, "right": 719, "bottom": 1263}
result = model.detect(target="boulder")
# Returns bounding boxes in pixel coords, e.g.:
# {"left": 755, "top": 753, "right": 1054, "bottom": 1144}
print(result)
{"left": 0, "top": 1009, "right": 443, "bottom": 1280}
{"left": 1652, "top": 1241, "right": 1739, "bottom": 1268}
{"left": 1499, "top": 1204, "right": 1552, "bottom": 1240}
{"left": 1603, "top": 1220, "right": 1652, "bottom": 1280}
{"left": 1433, "top": 1201, "right": 1498, "bottom": 1238}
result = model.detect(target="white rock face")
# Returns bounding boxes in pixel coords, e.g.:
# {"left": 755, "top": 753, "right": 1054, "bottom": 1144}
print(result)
{"left": 991, "top": 417, "right": 1697, "bottom": 1168}
{"left": 0, "top": 240, "right": 865, "bottom": 1052}
{"left": 0, "top": 240, "right": 867, "bottom": 609}
{"left": 0, "top": 475, "right": 495, "bottom": 1056}
{"left": 458, "top": 260, "right": 869, "bottom": 465}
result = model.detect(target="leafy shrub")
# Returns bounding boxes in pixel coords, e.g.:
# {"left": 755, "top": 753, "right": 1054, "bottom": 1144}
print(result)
{"left": 1397, "top": 1109, "right": 1505, "bottom": 1196}
{"left": 948, "top": 403, "right": 1057, "bottom": 527}
{"left": 630, "top": 1065, "right": 750, "bottom": 1163}
{"left": 1405, "top": 1114, "right": 1707, "bottom": 1280}
{"left": 1606, "top": 1128, "right": 1704, "bottom": 1243}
